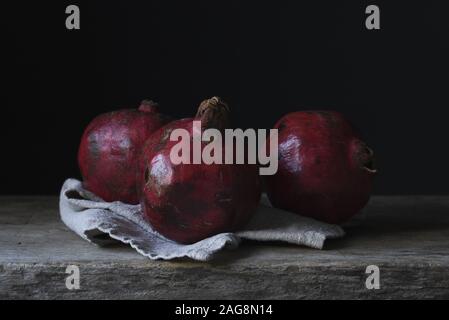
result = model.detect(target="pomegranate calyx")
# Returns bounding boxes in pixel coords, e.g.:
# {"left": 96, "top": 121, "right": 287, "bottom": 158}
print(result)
{"left": 195, "top": 96, "right": 230, "bottom": 131}
{"left": 355, "top": 141, "right": 377, "bottom": 174}
{"left": 138, "top": 100, "right": 159, "bottom": 113}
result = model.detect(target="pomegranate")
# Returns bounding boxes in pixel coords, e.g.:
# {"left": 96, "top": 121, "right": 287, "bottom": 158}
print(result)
{"left": 139, "top": 97, "right": 261, "bottom": 244}
{"left": 264, "top": 111, "right": 376, "bottom": 224}
{"left": 78, "top": 100, "right": 171, "bottom": 204}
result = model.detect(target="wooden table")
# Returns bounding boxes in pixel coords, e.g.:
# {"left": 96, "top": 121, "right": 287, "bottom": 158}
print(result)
{"left": 1, "top": 196, "right": 448, "bottom": 299}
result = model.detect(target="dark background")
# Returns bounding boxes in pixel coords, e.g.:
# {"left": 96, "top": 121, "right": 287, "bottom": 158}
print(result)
{"left": 2, "top": 0, "right": 449, "bottom": 195}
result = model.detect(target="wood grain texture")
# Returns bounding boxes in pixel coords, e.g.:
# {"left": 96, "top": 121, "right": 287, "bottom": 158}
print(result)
{"left": 1, "top": 196, "right": 449, "bottom": 299}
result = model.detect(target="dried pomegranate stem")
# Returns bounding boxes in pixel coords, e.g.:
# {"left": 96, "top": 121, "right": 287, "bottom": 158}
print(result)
{"left": 195, "top": 96, "right": 230, "bottom": 131}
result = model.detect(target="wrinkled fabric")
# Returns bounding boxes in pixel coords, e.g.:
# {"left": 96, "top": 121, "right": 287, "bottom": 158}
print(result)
{"left": 60, "top": 179, "right": 345, "bottom": 261}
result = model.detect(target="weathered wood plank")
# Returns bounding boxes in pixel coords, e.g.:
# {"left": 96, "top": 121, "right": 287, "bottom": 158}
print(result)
{"left": 1, "top": 196, "right": 449, "bottom": 299}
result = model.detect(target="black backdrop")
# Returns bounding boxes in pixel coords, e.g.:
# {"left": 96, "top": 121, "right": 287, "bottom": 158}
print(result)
{"left": 2, "top": 0, "right": 449, "bottom": 195}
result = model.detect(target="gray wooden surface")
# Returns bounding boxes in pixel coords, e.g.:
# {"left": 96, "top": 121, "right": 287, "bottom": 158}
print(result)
{"left": 1, "top": 196, "right": 448, "bottom": 299}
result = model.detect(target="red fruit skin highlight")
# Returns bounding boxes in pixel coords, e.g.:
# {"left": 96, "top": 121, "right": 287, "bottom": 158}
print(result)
{"left": 139, "top": 97, "right": 261, "bottom": 244}
{"left": 265, "top": 111, "right": 376, "bottom": 224}
{"left": 78, "top": 101, "right": 171, "bottom": 204}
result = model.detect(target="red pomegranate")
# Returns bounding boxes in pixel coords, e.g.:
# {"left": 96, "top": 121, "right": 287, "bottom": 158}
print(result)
{"left": 78, "top": 100, "right": 171, "bottom": 204}
{"left": 139, "top": 97, "right": 261, "bottom": 244}
{"left": 265, "top": 111, "right": 376, "bottom": 224}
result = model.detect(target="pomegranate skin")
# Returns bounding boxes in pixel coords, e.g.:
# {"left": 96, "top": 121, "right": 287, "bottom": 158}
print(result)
{"left": 265, "top": 111, "right": 376, "bottom": 224}
{"left": 139, "top": 97, "right": 261, "bottom": 244}
{"left": 78, "top": 101, "right": 171, "bottom": 204}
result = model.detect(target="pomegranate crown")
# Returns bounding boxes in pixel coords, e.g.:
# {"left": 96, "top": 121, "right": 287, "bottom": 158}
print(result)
{"left": 196, "top": 96, "right": 230, "bottom": 131}
{"left": 354, "top": 140, "right": 377, "bottom": 174}
{"left": 138, "top": 99, "right": 159, "bottom": 113}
